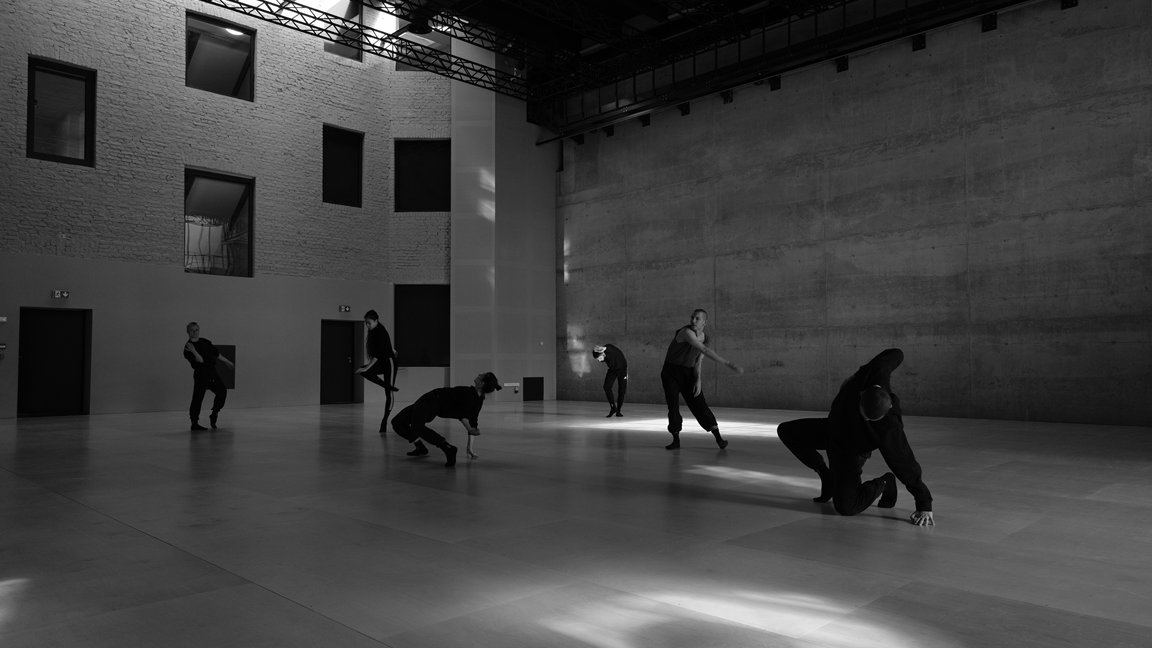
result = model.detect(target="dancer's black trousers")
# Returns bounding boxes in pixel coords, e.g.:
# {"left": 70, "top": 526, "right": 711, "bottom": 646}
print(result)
{"left": 603, "top": 370, "right": 627, "bottom": 409}
{"left": 390, "top": 403, "right": 448, "bottom": 448}
{"left": 189, "top": 374, "right": 226, "bottom": 422}
{"left": 660, "top": 363, "right": 717, "bottom": 433}
{"left": 360, "top": 357, "right": 396, "bottom": 426}
{"left": 776, "top": 417, "right": 888, "bottom": 516}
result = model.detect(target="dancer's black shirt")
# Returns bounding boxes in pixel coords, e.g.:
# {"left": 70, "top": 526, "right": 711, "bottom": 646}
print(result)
{"left": 366, "top": 324, "right": 395, "bottom": 360}
{"left": 414, "top": 386, "right": 486, "bottom": 428}
{"left": 602, "top": 344, "right": 627, "bottom": 374}
{"left": 828, "top": 348, "right": 933, "bottom": 511}
{"left": 183, "top": 339, "right": 220, "bottom": 378}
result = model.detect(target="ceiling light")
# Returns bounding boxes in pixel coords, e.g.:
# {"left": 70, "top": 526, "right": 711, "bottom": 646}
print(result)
{"left": 225, "top": 27, "right": 245, "bottom": 36}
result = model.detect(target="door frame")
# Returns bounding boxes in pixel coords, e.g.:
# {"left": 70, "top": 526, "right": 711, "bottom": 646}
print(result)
{"left": 17, "top": 306, "right": 93, "bottom": 416}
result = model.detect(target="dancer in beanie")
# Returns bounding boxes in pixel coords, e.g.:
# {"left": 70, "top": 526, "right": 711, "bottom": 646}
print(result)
{"left": 390, "top": 372, "right": 501, "bottom": 467}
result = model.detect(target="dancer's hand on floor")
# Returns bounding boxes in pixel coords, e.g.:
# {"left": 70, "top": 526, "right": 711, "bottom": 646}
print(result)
{"left": 910, "top": 511, "right": 934, "bottom": 526}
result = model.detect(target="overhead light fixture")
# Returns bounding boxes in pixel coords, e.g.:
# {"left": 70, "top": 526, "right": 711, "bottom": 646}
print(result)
{"left": 224, "top": 27, "right": 245, "bottom": 37}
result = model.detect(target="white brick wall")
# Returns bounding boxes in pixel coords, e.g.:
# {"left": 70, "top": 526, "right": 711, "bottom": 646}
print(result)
{"left": 1, "top": 0, "right": 451, "bottom": 284}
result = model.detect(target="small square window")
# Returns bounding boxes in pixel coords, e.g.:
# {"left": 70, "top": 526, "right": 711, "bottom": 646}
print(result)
{"left": 396, "top": 22, "right": 451, "bottom": 72}
{"left": 323, "top": 125, "right": 364, "bottom": 207}
{"left": 186, "top": 13, "right": 254, "bottom": 101}
{"left": 185, "top": 169, "right": 254, "bottom": 277}
{"left": 316, "top": 0, "right": 363, "bottom": 61}
{"left": 394, "top": 139, "right": 450, "bottom": 212}
{"left": 27, "top": 57, "right": 96, "bottom": 166}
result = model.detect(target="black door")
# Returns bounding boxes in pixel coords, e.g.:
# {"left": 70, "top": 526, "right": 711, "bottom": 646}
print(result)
{"left": 320, "top": 320, "right": 361, "bottom": 404}
{"left": 18, "top": 308, "right": 91, "bottom": 416}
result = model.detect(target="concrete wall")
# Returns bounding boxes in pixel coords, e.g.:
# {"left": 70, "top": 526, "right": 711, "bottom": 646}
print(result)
{"left": 557, "top": 0, "right": 1152, "bottom": 425}
{"left": 0, "top": 0, "right": 469, "bottom": 416}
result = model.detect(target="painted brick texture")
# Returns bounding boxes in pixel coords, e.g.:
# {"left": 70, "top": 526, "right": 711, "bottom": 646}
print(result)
{"left": 0, "top": 0, "right": 450, "bottom": 284}
{"left": 556, "top": 0, "right": 1152, "bottom": 425}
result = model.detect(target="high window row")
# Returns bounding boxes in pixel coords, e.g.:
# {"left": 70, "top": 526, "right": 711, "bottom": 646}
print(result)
{"left": 27, "top": 11, "right": 453, "bottom": 279}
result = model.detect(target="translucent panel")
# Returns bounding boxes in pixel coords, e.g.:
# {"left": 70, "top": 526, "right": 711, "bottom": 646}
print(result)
{"left": 846, "top": 0, "right": 875, "bottom": 27}
{"left": 817, "top": 5, "right": 846, "bottom": 35}
{"left": 32, "top": 70, "right": 87, "bottom": 160}
{"left": 717, "top": 42, "right": 741, "bottom": 69}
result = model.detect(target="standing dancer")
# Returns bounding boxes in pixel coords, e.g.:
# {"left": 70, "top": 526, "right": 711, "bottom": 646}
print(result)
{"left": 593, "top": 344, "right": 628, "bottom": 417}
{"left": 355, "top": 309, "right": 398, "bottom": 432}
{"left": 776, "top": 348, "right": 934, "bottom": 525}
{"left": 183, "top": 322, "right": 234, "bottom": 432}
{"left": 661, "top": 309, "right": 743, "bottom": 449}
{"left": 390, "top": 372, "right": 501, "bottom": 467}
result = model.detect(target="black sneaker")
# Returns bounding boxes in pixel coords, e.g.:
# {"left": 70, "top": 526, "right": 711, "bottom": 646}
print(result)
{"left": 606, "top": 408, "right": 616, "bottom": 418}
{"left": 877, "top": 472, "right": 898, "bottom": 508}
{"left": 813, "top": 468, "right": 833, "bottom": 503}
{"left": 191, "top": 422, "right": 207, "bottom": 432}
{"left": 407, "top": 442, "right": 429, "bottom": 457}
{"left": 443, "top": 444, "right": 458, "bottom": 467}
{"left": 716, "top": 438, "right": 729, "bottom": 450}
{"left": 209, "top": 414, "right": 218, "bottom": 429}
{"left": 615, "top": 410, "right": 623, "bottom": 417}
{"left": 665, "top": 437, "right": 680, "bottom": 450}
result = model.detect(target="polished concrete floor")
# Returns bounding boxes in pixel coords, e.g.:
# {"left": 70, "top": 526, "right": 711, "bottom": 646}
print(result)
{"left": 2, "top": 399, "right": 1150, "bottom": 647}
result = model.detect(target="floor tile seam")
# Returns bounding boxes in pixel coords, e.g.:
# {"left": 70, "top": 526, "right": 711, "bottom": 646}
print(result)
{"left": 739, "top": 539, "right": 1152, "bottom": 630}
{"left": 2, "top": 482, "right": 406, "bottom": 647}
{"left": 376, "top": 581, "right": 586, "bottom": 642}
{"left": 0, "top": 580, "right": 401, "bottom": 646}
{"left": 883, "top": 578, "right": 1152, "bottom": 634}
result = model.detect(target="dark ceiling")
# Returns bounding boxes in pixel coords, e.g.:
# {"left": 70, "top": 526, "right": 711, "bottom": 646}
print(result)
{"left": 201, "top": 0, "right": 1041, "bottom": 138}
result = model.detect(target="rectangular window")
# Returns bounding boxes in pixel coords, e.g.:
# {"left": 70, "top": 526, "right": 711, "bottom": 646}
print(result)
{"left": 27, "top": 58, "right": 96, "bottom": 166}
{"left": 315, "top": 0, "right": 363, "bottom": 61}
{"left": 396, "top": 24, "right": 451, "bottom": 72}
{"left": 185, "top": 169, "right": 254, "bottom": 277}
{"left": 323, "top": 125, "right": 363, "bottom": 207}
{"left": 186, "top": 13, "right": 254, "bottom": 101}
{"left": 394, "top": 139, "right": 450, "bottom": 212}
{"left": 394, "top": 285, "right": 450, "bottom": 367}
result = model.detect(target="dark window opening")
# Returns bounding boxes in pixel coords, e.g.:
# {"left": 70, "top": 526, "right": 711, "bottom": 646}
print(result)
{"left": 396, "top": 22, "right": 451, "bottom": 71}
{"left": 394, "top": 139, "right": 450, "bottom": 212}
{"left": 186, "top": 13, "right": 254, "bottom": 101}
{"left": 185, "top": 169, "right": 254, "bottom": 277}
{"left": 395, "top": 284, "right": 449, "bottom": 367}
{"left": 323, "top": 125, "right": 364, "bottom": 207}
{"left": 27, "top": 57, "right": 96, "bottom": 166}
{"left": 325, "top": 0, "right": 363, "bottom": 61}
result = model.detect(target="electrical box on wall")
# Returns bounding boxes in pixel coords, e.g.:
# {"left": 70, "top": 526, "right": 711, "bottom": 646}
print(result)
{"left": 52, "top": 290, "right": 71, "bottom": 299}
{"left": 338, "top": 305, "right": 351, "bottom": 312}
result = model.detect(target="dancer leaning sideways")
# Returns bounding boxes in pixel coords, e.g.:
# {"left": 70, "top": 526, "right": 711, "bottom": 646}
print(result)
{"left": 660, "top": 309, "right": 743, "bottom": 450}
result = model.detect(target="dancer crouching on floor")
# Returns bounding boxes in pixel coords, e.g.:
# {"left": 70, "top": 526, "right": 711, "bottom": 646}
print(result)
{"left": 390, "top": 372, "right": 501, "bottom": 466}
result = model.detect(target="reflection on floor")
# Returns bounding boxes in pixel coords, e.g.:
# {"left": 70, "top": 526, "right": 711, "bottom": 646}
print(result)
{"left": 2, "top": 400, "right": 1150, "bottom": 647}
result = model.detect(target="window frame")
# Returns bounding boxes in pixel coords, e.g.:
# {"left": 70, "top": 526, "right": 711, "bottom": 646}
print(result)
{"left": 322, "top": 124, "right": 365, "bottom": 208}
{"left": 394, "top": 138, "right": 451, "bottom": 212}
{"left": 185, "top": 12, "right": 256, "bottom": 102}
{"left": 27, "top": 57, "right": 97, "bottom": 167}
{"left": 184, "top": 168, "right": 256, "bottom": 278}
{"left": 394, "top": 284, "right": 451, "bottom": 367}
